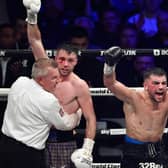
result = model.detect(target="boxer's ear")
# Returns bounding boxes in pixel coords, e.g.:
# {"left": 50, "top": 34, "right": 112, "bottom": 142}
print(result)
{"left": 143, "top": 81, "right": 148, "bottom": 91}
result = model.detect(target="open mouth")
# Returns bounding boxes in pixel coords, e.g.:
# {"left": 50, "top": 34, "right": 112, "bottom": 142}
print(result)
{"left": 155, "top": 92, "right": 164, "bottom": 100}
{"left": 155, "top": 92, "right": 164, "bottom": 96}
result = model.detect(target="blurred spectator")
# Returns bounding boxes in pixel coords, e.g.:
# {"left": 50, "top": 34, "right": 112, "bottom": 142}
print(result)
{"left": 39, "top": 0, "right": 66, "bottom": 48}
{"left": 67, "top": 25, "right": 99, "bottom": 50}
{"left": 0, "top": 23, "right": 16, "bottom": 50}
{"left": 109, "top": 0, "right": 144, "bottom": 16}
{"left": 68, "top": 27, "right": 90, "bottom": 49}
{"left": 117, "top": 55, "right": 156, "bottom": 87}
{"left": 66, "top": 0, "right": 98, "bottom": 41}
{"left": 144, "top": 10, "right": 168, "bottom": 48}
{"left": 74, "top": 16, "right": 95, "bottom": 40}
{"left": 83, "top": 0, "right": 99, "bottom": 22}
{"left": 116, "top": 23, "right": 145, "bottom": 85}
{"left": 143, "top": 9, "right": 168, "bottom": 75}
{"left": 132, "top": 55, "right": 155, "bottom": 84}
{"left": 127, "top": 0, "right": 163, "bottom": 37}
{"left": 92, "top": 7, "right": 122, "bottom": 48}
{"left": 63, "top": 0, "right": 104, "bottom": 22}
{"left": 119, "top": 23, "right": 141, "bottom": 48}
{"left": 15, "top": 18, "right": 29, "bottom": 49}
{"left": 0, "top": 23, "right": 33, "bottom": 88}
{"left": 157, "top": 10, "right": 168, "bottom": 47}
{"left": 0, "top": 23, "right": 17, "bottom": 87}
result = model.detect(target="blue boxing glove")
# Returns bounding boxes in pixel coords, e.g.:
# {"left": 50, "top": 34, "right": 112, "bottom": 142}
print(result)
{"left": 103, "top": 46, "right": 123, "bottom": 75}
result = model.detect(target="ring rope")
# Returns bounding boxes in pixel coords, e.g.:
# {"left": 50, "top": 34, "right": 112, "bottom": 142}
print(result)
{"left": 0, "top": 48, "right": 168, "bottom": 57}
{"left": 0, "top": 87, "right": 144, "bottom": 96}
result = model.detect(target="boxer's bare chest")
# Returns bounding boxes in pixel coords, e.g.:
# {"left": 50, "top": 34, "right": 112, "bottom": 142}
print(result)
{"left": 55, "top": 80, "right": 78, "bottom": 105}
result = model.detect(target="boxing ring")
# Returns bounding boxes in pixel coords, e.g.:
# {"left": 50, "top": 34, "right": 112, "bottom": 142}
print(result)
{"left": 1, "top": 48, "right": 168, "bottom": 167}
{"left": 1, "top": 87, "right": 168, "bottom": 168}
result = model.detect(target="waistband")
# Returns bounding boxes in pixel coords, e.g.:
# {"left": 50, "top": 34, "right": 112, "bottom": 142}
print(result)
{"left": 47, "top": 129, "right": 75, "bottom": 142}
{"left": 125, "top": 135, "right": 162, "bottom": 146}
{"left": 124, "top": 135, "right": 163, "bottom": 158}
{"left": 125, "top": 135, "right": 146, "bottom": 144}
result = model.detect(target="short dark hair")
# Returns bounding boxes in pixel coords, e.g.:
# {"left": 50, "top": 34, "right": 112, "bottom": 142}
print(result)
{"left": 143, "top": 67, "right": 167, "bottom": 81}
{"left": 56, "top": 43, "right": 79, "bottom": 56}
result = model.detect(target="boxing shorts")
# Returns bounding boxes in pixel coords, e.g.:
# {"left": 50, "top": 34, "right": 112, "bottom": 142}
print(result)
{"left": 121, "top": 135, "right": 168, "bottom": 168}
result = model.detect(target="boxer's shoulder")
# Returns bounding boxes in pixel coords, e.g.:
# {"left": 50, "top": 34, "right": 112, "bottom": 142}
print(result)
{"left": 71, "top": 73, "right": 89, "bottom": 88}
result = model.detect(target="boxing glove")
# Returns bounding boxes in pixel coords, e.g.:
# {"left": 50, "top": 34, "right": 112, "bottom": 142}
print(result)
{"left": 103, "top": 46, "right": 123, "bottom": 75}
{"left": 23, "top": 0, "right": 41, "bottom": 24}
{"left": 71, "top": 138, "right": 95, "bottom": 168}
{"left": 104, "top": 46, "right": 123, "bottom": 66}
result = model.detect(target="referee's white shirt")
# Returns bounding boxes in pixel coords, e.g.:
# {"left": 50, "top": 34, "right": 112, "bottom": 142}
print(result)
{"left": 2, "top": 77, "right": 61, "bottom": 150}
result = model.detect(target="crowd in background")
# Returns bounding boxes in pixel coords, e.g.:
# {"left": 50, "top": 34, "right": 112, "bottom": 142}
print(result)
{"left": 1, "top": 0, "right": 168, "bottom": 127}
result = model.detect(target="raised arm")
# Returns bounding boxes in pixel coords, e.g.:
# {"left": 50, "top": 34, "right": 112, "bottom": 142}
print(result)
{"left": 23, "top": 0, "right": 48, "bottom": 60}
{"left": 103, "top": 47, "right": 133, "bottom": 103}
